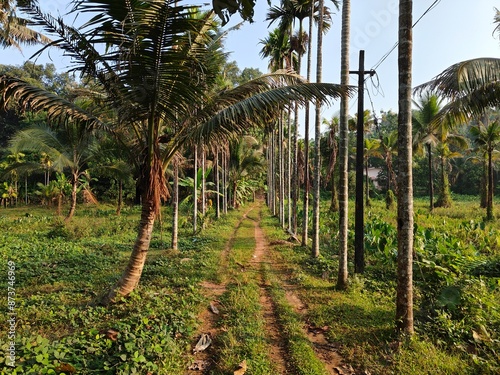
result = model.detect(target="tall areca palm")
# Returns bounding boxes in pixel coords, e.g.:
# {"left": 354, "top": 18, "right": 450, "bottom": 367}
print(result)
{"left": 337, "top": 0, "right": 350, "bottom": 289}
{"left": 396, "top": 0, "right": 414, "bottom": 335}
{"left": 1, "top": 0, "right": 349, "bottom": 304}
{"left": 412, "top": 92, "right": 443, "bottom": 211}
{"left": 311, "top": 0, "right": 326, "bottom": 258}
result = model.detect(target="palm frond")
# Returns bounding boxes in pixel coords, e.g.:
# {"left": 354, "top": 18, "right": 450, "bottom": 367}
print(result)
{"left": 415, "top": 58, "right": 500, "bottom": 122}
{"left": 0, "top": 75, "right": 107, "bottom": 129}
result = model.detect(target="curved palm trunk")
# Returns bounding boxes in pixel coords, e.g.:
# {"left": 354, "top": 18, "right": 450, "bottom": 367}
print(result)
{"left": 426, "top": 143, "right": 434, "bottom": 211}
{"left": 396, "top": 0, "right": 414, "bottom": 335}
{"left": 337, "top": 0, "right": 350, "bottom": 289}
{"left": 104, "top": 193, "right": 156, "bottom": 304}
{"left": 65, "top": 171, "right": 78, "bottom": 222}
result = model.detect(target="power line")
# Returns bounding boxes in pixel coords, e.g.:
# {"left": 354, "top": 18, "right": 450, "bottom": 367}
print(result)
{"left": 371, "top": 0, "right": 442, "bottom": 71}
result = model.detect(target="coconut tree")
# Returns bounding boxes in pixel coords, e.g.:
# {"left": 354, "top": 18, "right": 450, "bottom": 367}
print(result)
{"left": 8, "top": 123, "right": 96, "bottom": 221}
{"left": 0, "top": 0, "right": 350, "bottom": 304}
{"left": 379, "top": 130, "right": 398, "bottom": 194}
{"left": 412, "top": 92, "right": 443, "bottom": 211}
{"left": 363, "top": 137, "right": 382, "bottom": 207}
{"left": 470, "top": 121, "right": 500, "bottom": 220}
{"left": 416, "top": 58, "right": 500, "bottom": 125}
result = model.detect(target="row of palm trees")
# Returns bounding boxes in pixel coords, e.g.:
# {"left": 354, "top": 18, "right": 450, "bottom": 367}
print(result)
{"left": 0, "top": 0, "right": 349, "bottom": 305}
{"left": 3, "top": 0, "right": 500, "bottom": 336}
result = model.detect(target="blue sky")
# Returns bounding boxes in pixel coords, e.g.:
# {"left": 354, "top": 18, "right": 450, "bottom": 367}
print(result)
{"left": 221, "top": 0, "right": 500, "bottom": 125}
{"left": 4, "top": 0, "right": 500, "bottom": 133}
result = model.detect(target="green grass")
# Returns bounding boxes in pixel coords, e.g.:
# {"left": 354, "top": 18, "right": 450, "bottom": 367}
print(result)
{"left": 0, "top": 204, "right": 244, "bottom": 374}
{"left": 260, "top": 201, "right": 494, "bottom": 375}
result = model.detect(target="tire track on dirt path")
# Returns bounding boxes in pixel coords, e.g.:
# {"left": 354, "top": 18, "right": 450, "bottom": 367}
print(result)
{"left": 248, "top": 207, "right": 290, "bottom": 374}
{"left": 186, "top": 205, "right": 256, "bottom": 374}
{"left": 269, "top": 249, "right": 356, "bottom": 375}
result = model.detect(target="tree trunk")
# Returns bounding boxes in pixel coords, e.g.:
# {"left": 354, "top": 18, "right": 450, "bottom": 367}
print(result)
{"left": 365, "top": 161, "right": 370, "bottom": 207}
{"left": 427, "top": 143, "right": 434, "bottom": 211}
{"left": 337, "top": 0, "right": 350, "bottom": 289}
{"left": 201, "top": 143, "right": 206, "bottom": 218}
{"left": 396, "top": 0, "right": 414, "bottom": 335}
{"left": 301, "top": 4, "right": 314, "bottom": 247}
{"left": 65, "top": 172, "right": 78, "bottom": 222}
{"left": 311, "top": 0, "right": 325, "bottom": 258}
{"left": 487, "top": 148, "right": 494, "bottom": 220}
{"left": 116, "top": 179, "right": 123, "bottom": 215}
{"left": 104, "top": 193, "right": 156, "bottom": 304}
{"left": 172, "top": 157, "right": 179, "bottom": 250}
{"left": 215, "top": 148, "right": 221, "bottom": 219}
{"left": 193, "top": 144, "right": 198, "bottom": 234}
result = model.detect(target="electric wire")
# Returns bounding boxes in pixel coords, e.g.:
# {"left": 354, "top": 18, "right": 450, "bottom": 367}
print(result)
{"left": 371, "top": 0, "right": 442, "bottom": 71}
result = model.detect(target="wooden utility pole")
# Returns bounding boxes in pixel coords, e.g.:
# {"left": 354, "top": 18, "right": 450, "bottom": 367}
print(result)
{"left": 350, "top": 50, "right": 375, "bottom": 274}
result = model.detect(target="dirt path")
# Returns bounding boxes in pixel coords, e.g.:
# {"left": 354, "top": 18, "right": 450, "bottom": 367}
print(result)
{"left": 248, "top": 212, "right": 290, "bottom": 374}
{"left": 187, "top": 203, "right": 354, "bottom": 374}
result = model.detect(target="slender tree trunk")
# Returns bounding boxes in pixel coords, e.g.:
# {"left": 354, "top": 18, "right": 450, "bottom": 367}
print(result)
{"left": 279, "top": 115, "right": 285, "bottom": 227}
{"left": 337, "top": 0, "right": 350, "bottom": 289}
{"left": 396, "top": 0, "right": 414, "bottom": 335}
{"left": 65, "top": 171, "right": 78, "bottom": 222}
{"left": 311, "top": 0, "right": 325, "bottom": 258}
{"left": 223, "top": 146, "right": 228, "bottom": 214}
{"left": 201, "top": 143, "right": 206, "bottom": 217}
{"left": 487, "top": 149, "right": 494, "bottom": 220}
{"left": 193, "top": 144, "right": 198, "bottom": 234}
{"left": 172, "top": 157, "right": 179, "bottom": 250}
{"left": 427, "top": 144, "right": 434, "bottom": 211}
{"left": 365, "top": 161, "right": 370, "bottom": 207}
{"left": 481, "top": 160, "right": 488, "bottom": 208}
{"left": 116, "top": 179, "right": 123, "bottom": 215}
{"left": 287, "top": 107, "right": 292, "bottom": 232}
{"left": 215, "top": 148, "right": 221, "bottom": 219}
{"left": 301, "top": 2, "right": 314, "bottom": 247}
{"left": 25, "top": 174, "right": 28, "bottom": 205}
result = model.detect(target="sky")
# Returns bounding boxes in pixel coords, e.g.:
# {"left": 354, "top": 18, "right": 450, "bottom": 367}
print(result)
{"left": 4, "top": 0, "right": 500, "bottom": 134}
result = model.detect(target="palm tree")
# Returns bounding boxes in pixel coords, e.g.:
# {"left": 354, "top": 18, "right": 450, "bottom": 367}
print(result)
{"left": 470, "top": 121, "right": 500, "bottom": 220}
{"left": 396, "top": 0, "right": 414, "bottom": 335}
{"left": 1, "top": 1, "right": 349, "bottom": 304}
{"left": 416, "top": 58, "right": 500, "bottom": 125}
{"left": 434, "top": 122, "right": 468, "bottom": 208}
{"left": 379, "top": 130, "right": 398, "bottom": 194}
{"left": 9, "top": 123, "right": 96, "bottom": 221}
{"left": 364, "top": 138, "right": 382, "bottom": 207}
{"left": 0, "top": 0, "right": 49, "bottom": 49}
{"left": 412, "top": 92, "right": 443, "bottom": 211}
{"left": 323, "top": 115, "right": 339, "bottom": 212}
{"left": 337, "top": 0, "right": 350, "bottom": 290}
